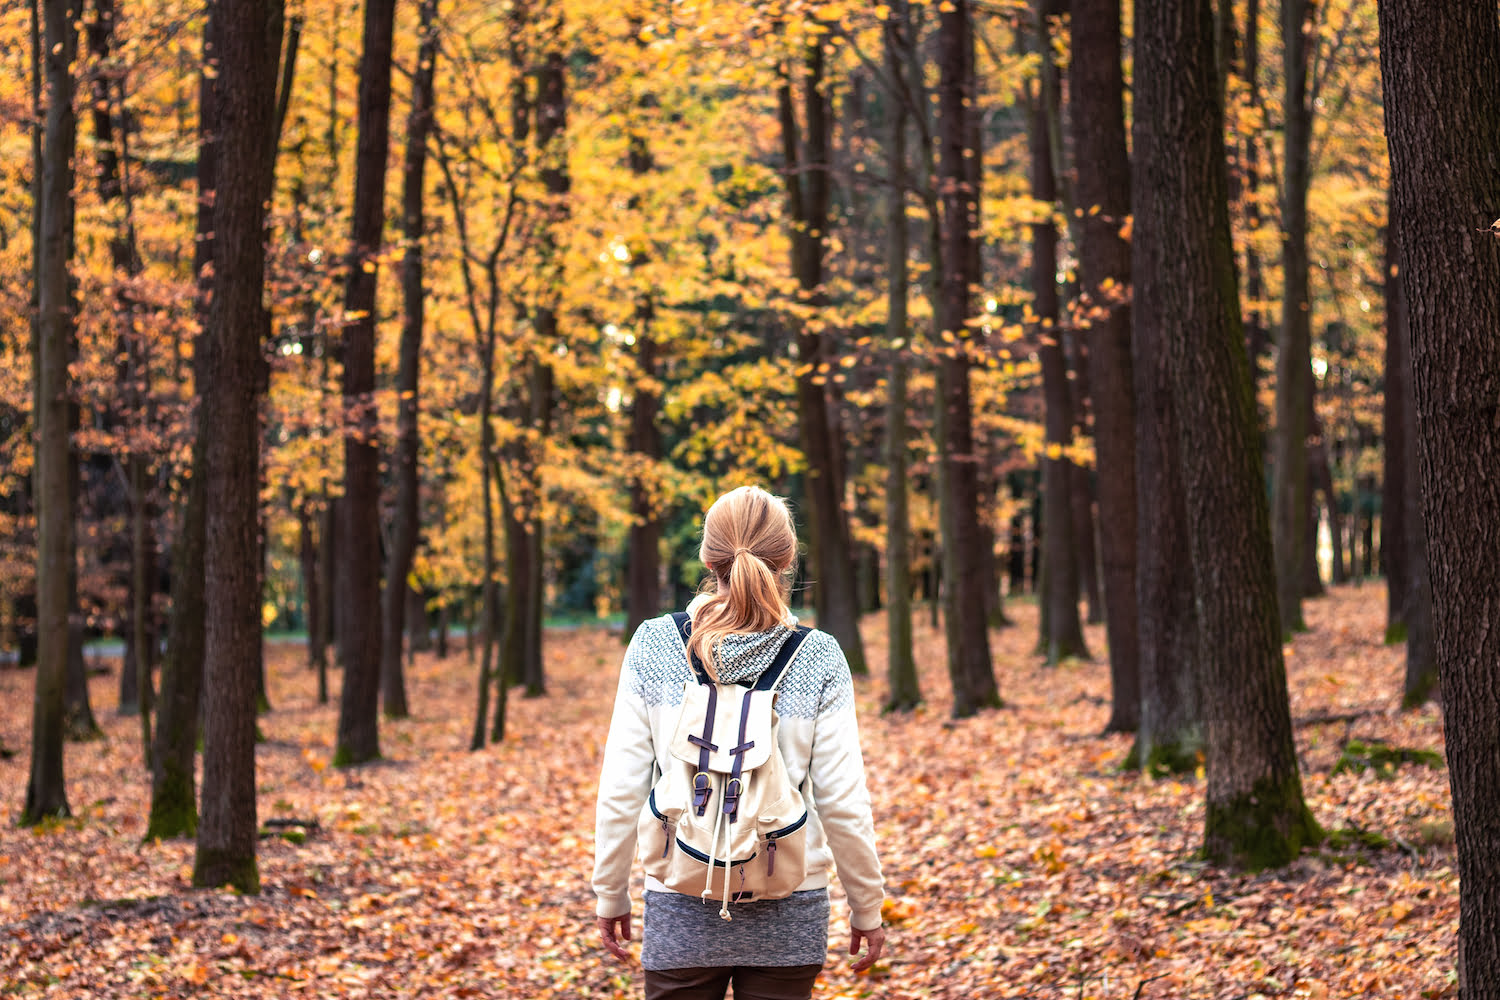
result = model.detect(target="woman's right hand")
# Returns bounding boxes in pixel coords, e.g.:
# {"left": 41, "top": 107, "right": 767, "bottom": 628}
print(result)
{"left": 849, "top": 923, "right": 885, "bottom": 972}
{"left": 598, "top": 913, "right": 633, "bottom": 962}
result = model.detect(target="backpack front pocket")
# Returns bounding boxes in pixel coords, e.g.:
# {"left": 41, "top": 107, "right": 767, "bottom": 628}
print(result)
{"left": 638, "top": 788, "right": 680, "bottom": 880}
{"left": 756, "top": 808, "right": 809, "bottom": 897}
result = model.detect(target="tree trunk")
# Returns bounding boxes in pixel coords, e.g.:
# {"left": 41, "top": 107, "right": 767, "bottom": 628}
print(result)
{"left": 298, "top": 502, "right": 319, "bottom": 667}
{"left": 1381, "top": 4, "right": 1500, "bottom": 990}
{"left": 316, "top": 495, "right": 334, "bottom": 701}
{"left": 149, "top": 0, "right": 217, "bottom": 838}
{"left": 936, "top": 0, "right": 998, "bottom": 716}
{"left": 1031, "top": 5, "right": 1088, "bottom": 665}
{"left": 335, "top": 0, "right": 398, "bottom": 767}
{"left": 379, "top": 0, "right": 437, "bottom": 721}
{"left": 1271, "top": 0, "right": 1313, "bottom": 635}
{"left": 1137, "top": 0, "right": 1320, "bottom": 868}
{"left": 193, "top": 0, "right": 281, "bottom": 893}
{"left": 24, "top": 0, "right": 79, "bottom": 824}
{"left": 1380, "top": 211, "right": 1409, "bottom": 643}
{"left": 777, "top": 39, "right": 869, "bottom": 677}
{"left": 882, "top": 0, "right": 919, "bottom": 713}
{"left": 623, "top": 16, "right": 662, "bottom": 642}
{"left": 1071, "top": 0, "right": 1139, "bottom": 731}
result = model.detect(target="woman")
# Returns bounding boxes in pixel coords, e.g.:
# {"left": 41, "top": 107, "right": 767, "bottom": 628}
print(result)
{"left": 592, "top": 486, "right": 885, "bottom": 1000}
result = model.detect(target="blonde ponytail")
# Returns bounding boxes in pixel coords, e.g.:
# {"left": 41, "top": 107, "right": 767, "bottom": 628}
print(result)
{"left": 687, "top": 487, "right": 798, "bottom": 679}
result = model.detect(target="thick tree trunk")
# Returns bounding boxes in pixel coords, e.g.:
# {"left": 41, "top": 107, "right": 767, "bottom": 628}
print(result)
{"left": 777, "top": 40, "right": 869, "bottom": 677}
{"left": 1380, "top": 212, "right": 1410, "bottom": 643}
{"left": 936, "top": 0, "right": 998, "bottom": 715}
{"left": 1071, "top": 0, "right": 1139, "bottom": 731}
{"left": 882, "top": 0, "right": 919, "bottom": 713}
{"left": 24, "top": 0, "right": 80, "bottom": 824}
{"left": 335, "top": 0, "right": 398, "bottom": 766}
{"left": 1380, "top": 5, "right": 1500, "bottom": 991}
{"left": 1137, "top": 0, "right": 1320, "bottom": 868}
{"left": 192, "top": 0, "right": 281, "bottom": 893}
{"left": 379, "top": 0, "right": 437, "bottom": 721}
{"left": 1271, "top": 0, "right": 1313, "bottom": 635}
{"left": 1031, "top": 9, "right": 1088, "bottom": 664}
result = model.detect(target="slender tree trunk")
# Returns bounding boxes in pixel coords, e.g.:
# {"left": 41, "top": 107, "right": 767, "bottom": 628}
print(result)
{"left": 777, "top": 39, "right": 869, "bottom": 677}
{"left": 24, "top": 0, "right": 80, "bottom": 824}
{"left": 1381, "top": 3, "right": 1500, "bottom": 989}
{"left": 316, "top": 495, "right": 334, "bottom": 701}
{"left": 335, "top": 0, "right": 398, "bottom": 766}
{"left": 1137, "top": 0, "right": 1319, "bottom": 866}
{"left": 1031, "top": 3, "right": 1087, "bottom": 665}
{"left": 149, "top": 2, "right": 217, "bottom": 837}
{"left": 193, "top": 0, "right": 281, "bottom": 892}
{"left": 882, "top": 0, "right": 919, "bottom": 713}
{"left": 1071, "top": 0, "right": 1138, "bottom": 730}
{"left": 1240, "top": 0, "right": 1269, "bottom": 419}
{"left": 298, "top": 502, "right": 319, "bottom": 666}
{"left": 379, "top": 0, "right": 437, "bottom": 720}
{"left": 1380, "top": 212, "right": 1409, "bottom": 643}
{"left": 936, "top": 0, "right": 998, "bottom": 715}
{"left": 1272, "top": 0, "right": 1313, "bottom": 635}
{"left": 470, "top": 340, "right": 497, "bottom": 751}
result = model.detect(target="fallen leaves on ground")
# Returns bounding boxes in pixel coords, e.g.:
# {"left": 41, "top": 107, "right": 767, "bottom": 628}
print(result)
{"left": 0, "top": 584, "right": 1457, "bottom": 998}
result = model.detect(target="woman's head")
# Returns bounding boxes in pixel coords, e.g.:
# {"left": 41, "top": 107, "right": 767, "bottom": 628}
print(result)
{"left": 688, "top": 486, "right": 798, "bottom": 677}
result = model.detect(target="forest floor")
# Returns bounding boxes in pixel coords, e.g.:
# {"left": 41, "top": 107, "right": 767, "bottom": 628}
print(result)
{"left": 0, "top": 583, "right": 1457, "bottom": 999}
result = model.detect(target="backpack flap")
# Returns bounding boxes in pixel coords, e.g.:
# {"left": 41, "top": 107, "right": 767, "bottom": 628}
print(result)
{"left": 668, "top": 683, "right": 776, "bottom": 774}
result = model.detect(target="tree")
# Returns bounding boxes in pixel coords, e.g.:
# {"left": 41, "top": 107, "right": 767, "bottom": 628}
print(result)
{"left": 777, "top": 29, "right": 869, "bottom": 679}
{"left": 1380, "top": 8, "right": 1500, "bottom": 988}
{"left": 882, "top": 0, "right": 919, "bottom": 713}
{"left": 193, "top": 0, "right": 283, "bottom": 893}
{"left": 23, "top": 0, "right": 80, "bottom": 825}
{"left": 379, "top": 0, "right": 439, "bottom": 721}
{"left": 1271, "top": 0, "right": 1314, "bottom": 634}
{"left": 1136, "top": 0, "right": 1320, "bottom": 867}
{"left": 1031, "top": 1, "right": 1088, "bottom": 666}
{"left": 335, "top": 0, "right": 398, "bottom": 767}
{"left": 148, "top": 0, "right": 218, "bottom": 841}
{"left": 935, "top": 0, "right": 998, "bottom": 716}
{"left": 1071, "top": 0, "right": 1139, "bottom": 732}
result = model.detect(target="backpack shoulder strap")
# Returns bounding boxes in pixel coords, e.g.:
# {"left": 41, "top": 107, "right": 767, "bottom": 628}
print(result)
{"left": 670, "top": 611, "right": 713, "bottom": 685}
{"left": 753, "top": 625, "right": 812, "bottom": 692}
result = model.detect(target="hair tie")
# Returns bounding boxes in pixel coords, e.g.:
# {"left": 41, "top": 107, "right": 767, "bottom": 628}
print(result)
{"left": 733, "top": 547, "right": 753, "bottom": 560}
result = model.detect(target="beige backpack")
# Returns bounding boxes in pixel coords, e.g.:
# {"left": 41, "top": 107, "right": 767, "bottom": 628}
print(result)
{"left": 636, "top": 612, "right": 812, "bottom": 920}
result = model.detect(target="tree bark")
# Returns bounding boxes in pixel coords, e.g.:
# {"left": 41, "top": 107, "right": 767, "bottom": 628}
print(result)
{"left": 192, "top": 0, "right": 281, "bottom": 893}
{"left": 24, "top": 0, "right": 80, "bottom": 824}
{"left": 1380, "top": 211, "right": 1410, "bottom": 643}
{"left": 1071, "top": 0, "right": 1139, "bottom": 731}
{"left": 1031, "top": 3, "right": 1088, "bottom": 665}
{"left": 1137, "top": 0, "right": 1320, "bottom": 868}
{"left": 335, "top": 0, "right": 398, "bottom": 766}
{"left": 936, "top": 0, "right": 998, "bottom": 715}
{"left": 1272, "top": 0, "right": 1313, "bottom": 635}
{"left": 777, "top": 36, "right": 869, "bottom": 678}
{"left": 1381, "top": 4, "right": 1500, "bottom": 990}
{"left": 882, "top": 0, "right": 919, "bottom": 713}
{"left": 379, "top": 0, "right": 438, "bottom": 720}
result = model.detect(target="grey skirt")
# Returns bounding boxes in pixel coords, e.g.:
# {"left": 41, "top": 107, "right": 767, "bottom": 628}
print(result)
{"left": 640, "top": 888, "right": 830, "bottom": 971}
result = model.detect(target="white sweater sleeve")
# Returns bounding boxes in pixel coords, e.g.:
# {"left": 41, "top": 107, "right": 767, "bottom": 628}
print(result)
{"left": 806, "top": 643, "right": 885, "bottom": 931}
{"left": 591, "top": 631, "right": 656, "bottom": 918}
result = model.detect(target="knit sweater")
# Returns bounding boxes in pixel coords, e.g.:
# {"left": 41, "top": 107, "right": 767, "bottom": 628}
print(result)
{"left": 592, "top": 609, "right": 885, "bottom": 935}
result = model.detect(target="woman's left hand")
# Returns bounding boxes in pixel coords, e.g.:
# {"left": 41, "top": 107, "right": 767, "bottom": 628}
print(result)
{"left": 597, "top": 913, "right": 633, "bottom": 962}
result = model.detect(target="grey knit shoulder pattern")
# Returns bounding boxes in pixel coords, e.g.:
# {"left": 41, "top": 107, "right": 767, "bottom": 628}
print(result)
{"left": 625, "top": 615, "right": 851, "bottom": 720}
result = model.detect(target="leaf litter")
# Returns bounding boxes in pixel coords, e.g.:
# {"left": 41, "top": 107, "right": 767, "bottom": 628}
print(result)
{"left": 0, "top": 584, "right": 1456, "bottom": 998}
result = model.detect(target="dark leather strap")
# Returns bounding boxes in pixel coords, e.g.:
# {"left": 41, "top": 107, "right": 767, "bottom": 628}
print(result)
{"left": 670, "top": 611, "right": 712, "bottom": 684}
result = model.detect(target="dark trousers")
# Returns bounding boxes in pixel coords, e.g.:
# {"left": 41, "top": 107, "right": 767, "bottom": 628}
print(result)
{"left": 644, "top": 964, "right": 823, "bottom": 1000}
